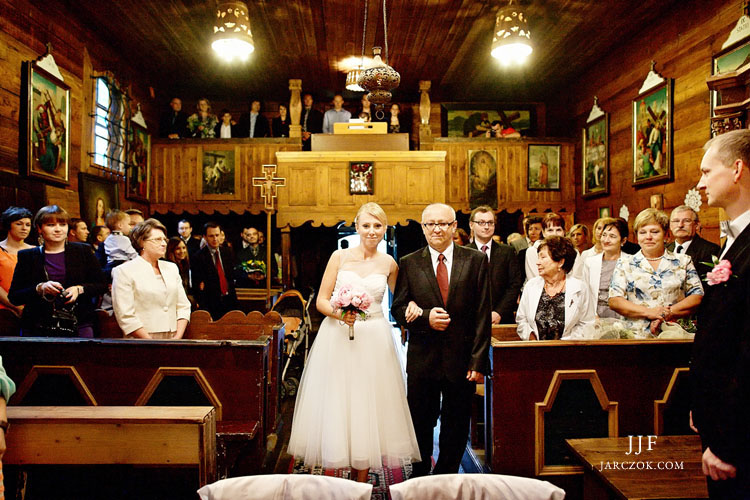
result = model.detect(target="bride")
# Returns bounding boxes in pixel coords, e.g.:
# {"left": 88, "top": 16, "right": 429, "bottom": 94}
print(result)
{"left": 287, "top": 202, "right": 420, "bottom": 482}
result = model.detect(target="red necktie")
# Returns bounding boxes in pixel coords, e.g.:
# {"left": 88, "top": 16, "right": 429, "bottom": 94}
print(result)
{"left": 215, "top": 251, "right": 229, "bottom": 295}
{"left": 437, "top": 254, "right": 449, "bottom": 305}
{"left": 481, "top": 244, "right": 489, "bottom": 260}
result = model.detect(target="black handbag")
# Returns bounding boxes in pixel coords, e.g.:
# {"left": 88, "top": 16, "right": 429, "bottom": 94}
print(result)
{"left": 36, "top": 245, "right": 79, "bottom": 337}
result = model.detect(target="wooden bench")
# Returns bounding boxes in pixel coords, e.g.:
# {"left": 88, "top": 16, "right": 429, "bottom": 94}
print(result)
{"left": 4, "top": 406, "right": 217, "bottom": 487}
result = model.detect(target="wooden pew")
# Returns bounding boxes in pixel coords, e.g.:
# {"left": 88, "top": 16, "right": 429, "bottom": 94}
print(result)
{"left": 4, "top": 406, "right": 217, "bottom": 487}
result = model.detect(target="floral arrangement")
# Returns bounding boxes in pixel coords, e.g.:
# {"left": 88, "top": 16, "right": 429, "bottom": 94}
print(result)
{"left": 330, "top": 284, "right": 373, "bottom": 340}
{"left": 703, "top": 256, "right": 734, "bottom": 286}
{"left": 187, "top": 113, "right": 218, "bottom": 138}
{"left": 239, "top": 259, "right": 267, "bottom": 274}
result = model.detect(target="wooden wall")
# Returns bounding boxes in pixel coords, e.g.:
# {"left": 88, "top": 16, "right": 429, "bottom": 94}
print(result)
{"left": 0, "top": 0, "right": 159, "bottom": 215}
{"left": 420, "top": 138, "right": 576, "bottom": 215}
{"left": 548, "top": 0, "right": 741, "bottom": 243}
{"left": 150, "top": 138, "right": 301, "bottom": 215}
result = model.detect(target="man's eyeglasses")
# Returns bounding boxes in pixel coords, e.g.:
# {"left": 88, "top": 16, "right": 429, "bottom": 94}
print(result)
{"left": 471, "top": 221, "right": 495, "bottom": 227}
{"left": 145, "top": 237, "right": 169, "bottom": 244}
{"left": 422, "top": 221, "right": 455, "bottom": 231}
{"left": 669, "top": 219, "right": 695, "bottom": 225}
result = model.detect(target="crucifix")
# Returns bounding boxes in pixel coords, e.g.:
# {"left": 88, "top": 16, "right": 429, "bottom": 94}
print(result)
{"left": 252, "top": 164, "right": 286, "bottom": 301}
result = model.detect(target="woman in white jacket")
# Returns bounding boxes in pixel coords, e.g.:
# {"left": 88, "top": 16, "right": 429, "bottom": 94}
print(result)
{"left": 517, "top": 236, "right": 595, "bottom": 340}
{"left": 581, "top": 218, "right": 630, "bottom": 319}
{"left": 112, "top": 218, "right": 190, "bottom": 339}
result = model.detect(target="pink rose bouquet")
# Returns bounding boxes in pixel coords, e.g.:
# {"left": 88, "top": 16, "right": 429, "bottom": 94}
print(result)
{"left": 705, "top": 258, "right": 733, "bottom": 286}
{"left": 331, "top": 285, "right": 373, "bottom": 340}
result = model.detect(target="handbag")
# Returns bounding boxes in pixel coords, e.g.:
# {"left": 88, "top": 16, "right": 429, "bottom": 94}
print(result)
{"left": 35, "top": 245, "right": 79, "bottom": 337}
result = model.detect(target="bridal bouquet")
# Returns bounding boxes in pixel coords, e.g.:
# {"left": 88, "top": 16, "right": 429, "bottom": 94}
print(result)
{"left": 330, "top": 284, "right": 373, "bottom": 340}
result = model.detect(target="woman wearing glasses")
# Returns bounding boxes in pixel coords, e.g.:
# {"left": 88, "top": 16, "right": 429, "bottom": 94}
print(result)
{"left": 112, "top": 219, "right": 190, "bottom": 339}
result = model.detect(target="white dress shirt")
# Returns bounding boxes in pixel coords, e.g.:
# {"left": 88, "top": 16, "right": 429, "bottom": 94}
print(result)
{"left": 721, "top": 209, "right": 750, "bottom": 258}
{"left": 427, "top": 243, "right": 455, "bottom": 283}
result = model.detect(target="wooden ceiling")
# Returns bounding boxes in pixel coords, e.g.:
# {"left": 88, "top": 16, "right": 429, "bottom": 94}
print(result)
{"left": 70, "top": 0, "right": 684, "bottom": 104}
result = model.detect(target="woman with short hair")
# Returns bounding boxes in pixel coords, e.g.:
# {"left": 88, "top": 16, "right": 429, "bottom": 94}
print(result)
{"left": 517, "top": 235, "right": 594, "bottom": 340}
{"left": 582, "top": 218, "right": 630, "bottom": 319}
{"left": 609, "top": 208, "right": 703, "bottom": 336}
{"left": 112, "top": 219, "right": 191, "bottom": 339}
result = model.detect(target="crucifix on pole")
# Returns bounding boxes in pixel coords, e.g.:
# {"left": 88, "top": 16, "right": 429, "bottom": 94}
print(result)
{"left": 252, "top": 164, "right": 286, "bottom": 302}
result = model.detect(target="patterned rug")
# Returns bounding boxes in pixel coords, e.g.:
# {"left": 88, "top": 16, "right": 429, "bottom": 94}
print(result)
{"left": 289, "top": 458, "right": 412, "bottom": 500}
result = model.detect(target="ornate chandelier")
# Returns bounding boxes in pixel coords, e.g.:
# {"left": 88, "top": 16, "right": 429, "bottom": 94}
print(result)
{"left": 212, "top": 1, "right": 255, "bottom": 62}
{"left": 357, "top": 0, "right": 400, "bottom": 114}
{"left": 345, "top": 0, "right": 368, "bottom": 92}
{"left": 491, "top": 0, "right": 532, "bottom": 65}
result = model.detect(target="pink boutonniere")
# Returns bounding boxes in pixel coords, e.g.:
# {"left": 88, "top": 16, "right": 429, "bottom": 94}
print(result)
{"left": 702, "top": 256, "right": 734, "bottom": 286}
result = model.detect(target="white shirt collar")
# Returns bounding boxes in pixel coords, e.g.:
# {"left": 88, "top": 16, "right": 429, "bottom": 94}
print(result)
{"left": 428, "top": 242, "right": 454, "bottom": 264}
{"left": 675, "top": 239, "right": 693, "bottom": 253}
{"left": 721, "top": 209, "right": 750, "bottom": 258}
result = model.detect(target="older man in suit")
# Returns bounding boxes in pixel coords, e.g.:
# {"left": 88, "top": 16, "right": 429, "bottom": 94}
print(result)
{"left": 691, "top": 129, "right": 750, "bottom": 498}
{"left": 468, "top": 205, "right": 522, "bottom": 324}
{"left": 191, "top": 222, "right": 238, "bottom": 320}
{"left": 392, "top": 203, "right": 491, "bottom": 477}
{"left": 667, "top": 205, "right": 720, "bottom": 280}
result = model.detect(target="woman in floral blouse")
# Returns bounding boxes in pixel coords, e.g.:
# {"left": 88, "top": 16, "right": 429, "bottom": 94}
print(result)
{"left": 187, "top": 98, "right": 218, "bottom": 138}
{"left": 609, "top": 208, "right": 703, "bottom": 336}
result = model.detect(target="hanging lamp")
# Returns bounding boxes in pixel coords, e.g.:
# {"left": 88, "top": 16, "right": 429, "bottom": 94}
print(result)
{"left": 357, "top": 0, "right": 400, "bottom": 115}
{"left": 345, "top": 0, "right": 368, "bottom": 92}
{"left": 491, "top": 0, "right": 532, "bottom": 65}
{"left": 212, "top": 1, "right": 255, "bottom": 62}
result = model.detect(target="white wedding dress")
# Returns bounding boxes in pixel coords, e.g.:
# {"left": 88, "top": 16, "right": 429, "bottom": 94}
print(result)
{"left": 287, "top": 252, "right": 420, "bottom": 470}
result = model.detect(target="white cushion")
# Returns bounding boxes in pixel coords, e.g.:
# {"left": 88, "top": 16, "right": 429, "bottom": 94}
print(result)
{"left": 388, "top": 474, "right": 566, "bottom": 500}
{"left": 197, "top": 474, "right": 373, "bottom": 500}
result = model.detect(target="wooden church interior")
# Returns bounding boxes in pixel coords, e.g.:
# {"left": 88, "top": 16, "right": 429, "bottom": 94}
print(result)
{"left": 0, "top": 0, "right": 747, "bottom": 498}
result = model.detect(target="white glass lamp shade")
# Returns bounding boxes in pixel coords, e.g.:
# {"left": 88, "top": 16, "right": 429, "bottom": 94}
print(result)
{"left": 346, "top": 68, "right": 365, "bottom": 91}
{"left": 212, "top": 1, "right": 255, "bottom": 62}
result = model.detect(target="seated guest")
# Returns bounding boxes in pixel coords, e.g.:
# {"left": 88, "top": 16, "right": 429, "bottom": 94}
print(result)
{"left": 580, "top": 217, "right": 606, "bottom": 260}
{"left": 525, "top": 213, "right": 583, "bottom": 281}
{"left": 158, "top": 97, "right": 188, "bottom": 139}
{"left": 112, "top": 219, "right": 190, "bottom": 339}
{"left": 272, "top": 104, "right": 291, "bottom": 137}
{"left": 187, "top": 98, "right": 218, "bottom": 138}
{"left": 67, "top": 218, "right": 90, "bottom": 244}
{"left": 323, "top": 94, "right": 351, "bottom": 134}
{"left": 9, "top": 205, "right": 107, "bottom": 337}
{"left": 0, "top": 355, "right": 15, "bottom": 460}
{"left": 166, "top": 236, "right": 191, "bottom": 294}
{"left": 517, "top": 235, "right": 594, "bottom": 340}
{"left": 214, "top": 109, "right": 239, "bottom": 138}
{"left": 582, "top": 218, "right": 630, "bottom": 319}
{"left": 609, "top": 208, "right": 704, "bottom": 336}
{"left": 452, "top": 228, "right": 470, "bottom": 246}
{"left": 243, "top": 99, "right": 270, "bottom": 138}
{"left": 666, "top": 205, "right": 720, "bottom": 280}
{"left": 0, "top": 207, "right": 34, "bottom": 319}
{"left": 568, "top": 223, "right": 590, "bottom": 254}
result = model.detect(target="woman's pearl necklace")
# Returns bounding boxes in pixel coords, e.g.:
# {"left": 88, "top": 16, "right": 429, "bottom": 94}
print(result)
{"left": 644, "top": 254, "right": 664, "bottom": 261}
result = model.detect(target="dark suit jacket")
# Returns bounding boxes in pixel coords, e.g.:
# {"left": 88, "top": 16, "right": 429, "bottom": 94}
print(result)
{"left": 300, "top": 107, "right": 324, "bottom": 134}
{"left": 667, "top": 235, "right": 721, "bottom": 280}
{"left": 8, "top": 242, "right": 108, "bottom": 334}
{"left": 239, "top": 113, "right": 270, "bottom": 138}
{"left": 182, "top": 236, "right": 202, "bottom": 259}
{"left": 392, "top": 244, "right": 491, "bottom": 380}
{"left": 691, "top": 224, "right": 750, "bottom": 466}
{"left": 272, "top": 116, "right": 290, "bottom": 137}
{"left": 213, "top": 122, "right": 240, "bottom": 138}
{"left": 484, "top": 241, "right": 523, "bottom": 323}
{"left": 158, "top": 110, "right": 188, "bottom": 138}
{"left": 191, "top": 245, "right": 237, "bottom": 318}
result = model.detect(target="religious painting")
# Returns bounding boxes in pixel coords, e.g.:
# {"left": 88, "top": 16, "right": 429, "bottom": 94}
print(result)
{"left": 79, "top": 173, "right": 119, "bottom": 229}
{"left": 349, "top": 162, "right": 374, "bottom": 195}
{"left": 442, "top": 102, "right": 534, "bottom": 137}
{"left": 711, "top": 38, "right": 750, "bottom": 112}
{"left": 582, "top": 114, "right": 608, "bottom": 198}
{"left": 468, "top": 149, "right": 498, "bottom": 209}
{"left": 198, "top": 146, "right": 240, "bottom": 200}
{"left": 26, "top": 63, "right": 70, "bottom": 184}
{"left": 126, "top": 123, "right": 150, "bottom": 202}
{"left": 632, "top": 80, "right": 673, "bottom": 186}
{"left": 650, "top": 193, "right": 664, "bottom": 210}
{"left": 528, "top": 145, "right": 561, "bottom": 191}
{"left": 598, "top": 206, "right": 611, "bottom": 219}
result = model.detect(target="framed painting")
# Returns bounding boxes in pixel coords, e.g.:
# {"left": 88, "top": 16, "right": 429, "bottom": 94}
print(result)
{"left": 79, "top": 173, "right": 119, "bottom": 229}
{"left": 582, "top": 114, "right": 608, "bottom": 198}
{"left": 126, "top": 123, "right": 150, "bottom": 202}
{"left": 598, "top": 206, "right": 611, "bottom": 219}
{"left": 528, "top": 144, "right": 561, "bottom": 191}
{"left": 441, "top": 102, "right": 535, "bottom": 137}
{"left": 468, "top": 149, "right": 498, "bottom": 209}
{"left": 711, "top": 38, "right": 750, "bottom": 114}
{"left": 26, "top": 63, "right": 70, "bottom": 184}
{"left": 632, "top": 79, "right": 673, "bottom": 186}
{"left": 650, "top": 193, "right": 664, "bottom": 210}
{"left": 349, "top": 161, "right": 374, "bottom": 195}
{"left": 198, "top": 146, "right": 240, "bottom": 200}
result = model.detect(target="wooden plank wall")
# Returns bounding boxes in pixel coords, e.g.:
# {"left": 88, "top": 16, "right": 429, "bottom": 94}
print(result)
{"left": 420, "top": 138, "right": 576, "bottom": 215}
{"left": 0, "top": 0, "right": 159, "bottom": 215}
{"left": 150, "top": 139, "right": 301, "bottom": 215}
{"left": 548, "top": 0, "right": 741, "bottom": 243}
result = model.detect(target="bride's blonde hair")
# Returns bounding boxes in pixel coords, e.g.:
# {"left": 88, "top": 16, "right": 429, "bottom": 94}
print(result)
{"left": 355, "top": 202, "right": 387, "bottom": 226}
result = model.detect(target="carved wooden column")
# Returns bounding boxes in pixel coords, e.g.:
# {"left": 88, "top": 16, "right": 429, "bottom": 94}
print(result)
{"left": 418, "top": 80, "right": 432, "bottom": 147}
{"left": 289, "top": 79, "right": 302, "bottom": 139}
{"left": 280, "top": 225, "right": 292, "bottom": 289}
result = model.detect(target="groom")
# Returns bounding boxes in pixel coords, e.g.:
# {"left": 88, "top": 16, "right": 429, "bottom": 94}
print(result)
{"left": 691, "top": 129, "right": 750, "bottom": 498}
{"left": 392, "top": 203, "right": 491, "bottom": 477}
